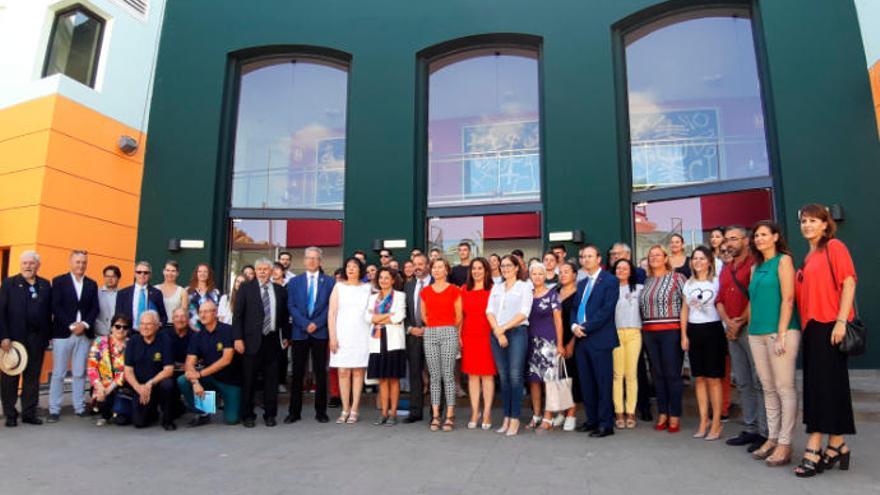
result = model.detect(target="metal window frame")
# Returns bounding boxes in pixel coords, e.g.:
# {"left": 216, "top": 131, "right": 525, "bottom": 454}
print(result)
{"left": 42, "top": 3, "right": 106, "bottom": 88}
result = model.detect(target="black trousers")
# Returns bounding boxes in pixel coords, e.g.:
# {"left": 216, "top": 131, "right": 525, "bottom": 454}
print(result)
{"left": 290, "top": 338, "right": 327, "bottom": 417}
{"left": 0, "top": 334, "right": 45, "bottom": 420}
{"left": 405, "top": 333, "right": 425, "bottom": 418}
{"left": 93, "top": 389, "right": 120, "bottom": 420}
{"left": 132, "top": 378, "right": 175, "bottom": 427}
{"left": 635, "top": 343, "right": 654, "bottom": 417}
{"left": 241, "top": 332, "right": 282, "bottom": 420}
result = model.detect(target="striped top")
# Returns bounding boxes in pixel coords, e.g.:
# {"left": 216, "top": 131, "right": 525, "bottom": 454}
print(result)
{"left": 639, "top": 272, "right": 686, "bottom": 331}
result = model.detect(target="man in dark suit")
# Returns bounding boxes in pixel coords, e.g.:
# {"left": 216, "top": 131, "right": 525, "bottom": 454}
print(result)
{"left": 47, "top": 249, "right": 99, "bottom": 422}
{"left": 286, "top": 247, "right": 335, "bottom": 423}
{"left": 571, "top": 244, "right": 620, "bottom": 437}
{"left": 0, "top": 251, "right": 52, "bottom": 426}
{"left": 233, "top": 258, "right": 291, "bottom": 427}
{"left": 115, "top": 261, "right": 167, "bottom": 330}
{"left": 403, "top": 253, "right": 432, "bottom": 423}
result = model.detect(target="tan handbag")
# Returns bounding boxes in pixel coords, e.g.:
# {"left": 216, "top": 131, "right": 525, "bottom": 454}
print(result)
{"left": 544, "top": 356, "right": 574, "bottom": 412}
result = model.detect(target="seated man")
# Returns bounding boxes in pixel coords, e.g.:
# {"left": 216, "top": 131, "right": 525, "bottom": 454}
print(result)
{"left": 164, "top": 307, "right": 192, "bottom": 418}
{"left": 123, "top": 310, "right": 177, "bottom": 430}
{"left": 177, "top": 300, "right": 241, "bottom": 426}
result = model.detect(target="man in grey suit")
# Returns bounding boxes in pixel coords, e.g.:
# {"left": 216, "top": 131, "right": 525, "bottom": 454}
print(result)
{"left": 403, "top": 253, "right": 432, "bottom": 423}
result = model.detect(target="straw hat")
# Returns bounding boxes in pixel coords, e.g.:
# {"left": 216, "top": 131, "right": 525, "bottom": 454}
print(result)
{"left": 0, "top": 342, "right": 28, "bottom": 376}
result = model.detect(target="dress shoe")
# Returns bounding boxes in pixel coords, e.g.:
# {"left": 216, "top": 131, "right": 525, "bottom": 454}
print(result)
{"left": 75, "top": 410, "right": 90, "bottom": 418}
{"left": 265, "top": 417, "right": 277, "bottom": 427}
{"left": 46, "top": 414, "right": 60, "bottom": 424}
{"left": 576, "top": 422, "right": 598, "bottom": 433}
{"left": 5, "top": 417, "right": 17, "bottom": 427}
{"left": 21, "top": 416, "right": 43, "bottom": 425}
{"left": 243, "top": 418, "right": 256, "bottom": 428}
{"left": 163, "top": 422, "right": 177, "bottom": 431}
{"left": 589, "top": 427, "right": 614, "bottom": 438}
{"left": 187, "top": 415, "right": 211, "bottom": 427}
{"left": 747, "top": 436, "right": 768, "bottom": 453}
{"left": 726, "top": 431, "right": 760, "bottom": 446}
{"left": 315, "top": 414, "right": 330, "bottom": 423}
{"left": 403, "top": 416, "right": 422, "bottom": 424}
{"left": 637, "top": 409, "right": 653, "bottom": 422}
{"left": 328, "top": 397, "right": 342, "bottom": 409}
{"left": 283, "top": 414, "right": 301, "bottom": 424}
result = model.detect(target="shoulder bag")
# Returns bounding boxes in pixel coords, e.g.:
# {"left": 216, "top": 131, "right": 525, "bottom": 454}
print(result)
{"left": 826, "top": 248, "right": 866, "bottom": 356}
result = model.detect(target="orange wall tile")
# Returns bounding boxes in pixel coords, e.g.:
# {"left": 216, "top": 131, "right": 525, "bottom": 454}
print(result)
{"left": 0, "top": 207, "right": 40, "bottom": 246}
{"left": 0, "top": 95, "right": 55, "bottom": 143}
{"left": 51, "top": 95, "right": 147, "bottom": 163}
{"left": 36, "top": 207, "right": 137, "bottom": 264}
{"left": 40, "top": 168, "right": 139, "bottom": 227}
{"left": 871, "top": 62, "right": 880, "bottom": 134}
{"left": 0, "top": 168, "right": 44, "bottom": 210}
{"left": 0, "top": 130, "right": 51, "bottom": 176}
{"left": 34, "top": 243, "right": 134, "bottom": 285}
{"left": 45, "top": 130, "right": 143, "bottom": 194}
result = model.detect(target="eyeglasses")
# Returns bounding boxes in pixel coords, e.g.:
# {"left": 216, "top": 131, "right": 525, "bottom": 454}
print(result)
{"left": 28, "top": 285, "right": 37, "bottom": 299}
{"left": 112, "top": 324, "right": 130, "bottom": 330}
{"left": 500, "top": 263, "right": 515, "bottom": 268}
{"left": 135, "top": 270, "right": 151, "bottom": 275}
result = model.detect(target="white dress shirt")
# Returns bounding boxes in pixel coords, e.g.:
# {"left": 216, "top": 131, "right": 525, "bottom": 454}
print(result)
{"left": 486, "top": 279, "right": 533, "bottom": 327}
{"left": 70, "top": 272, "right": 88, "bottom": 329}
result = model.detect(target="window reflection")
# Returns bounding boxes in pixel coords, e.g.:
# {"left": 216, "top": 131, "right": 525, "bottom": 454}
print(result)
{"left": 428, "top": 213, "right": 542, "bottom": 261}
{"left": 232, "top": 58, "right": 347, "bottom": 209}
{"left": 625, "top": 12, "right": 769, "bottom": 190}
{"left": 632, "top": 189, "right": 773, "bottom": 261}
{"left": 428, "top": 49, "right": 541, "bottom": 207}
{"left": 44, "top": 7, "right": 104, "bottom": 87}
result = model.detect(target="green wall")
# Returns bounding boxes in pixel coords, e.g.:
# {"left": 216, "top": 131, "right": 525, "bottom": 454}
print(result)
{"left": 138, "top": 0, "right": 880, "bottom": 366}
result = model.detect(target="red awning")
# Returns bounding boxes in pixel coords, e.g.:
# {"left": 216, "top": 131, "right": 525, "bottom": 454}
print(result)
{"left": 483, "top": 213, "right": 541, "bottom": 240}
{"left": 286, "top": 219, "right": 343, "bottom": 247}
{"left": 699, "top": 190, "right": 772, "bottom": 230}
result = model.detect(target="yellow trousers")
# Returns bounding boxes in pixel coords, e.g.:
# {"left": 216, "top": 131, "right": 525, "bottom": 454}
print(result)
{"left": 612, "top": 328, "right": 642, "bottom": 414}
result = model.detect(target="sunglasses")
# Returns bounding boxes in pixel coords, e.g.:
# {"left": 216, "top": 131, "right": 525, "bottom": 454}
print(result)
{"left": 112, "top": 324, "right": 130, "bottom": 330}
{"left": 135, "top": 270, "right": 151, "bottom": 275}
{"left": 28, "top": 285, "right": 38, "bottom": 299}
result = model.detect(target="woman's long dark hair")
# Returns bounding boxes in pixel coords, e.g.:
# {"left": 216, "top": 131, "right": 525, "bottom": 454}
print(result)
{"left": 612, "top": 259, "right": 639, "bottom": 292}
{"left": 465, "top": 257, "right": 493, "bottom": 291}
{"left": 750, "top": 220, "right": 791, "bottom": 266}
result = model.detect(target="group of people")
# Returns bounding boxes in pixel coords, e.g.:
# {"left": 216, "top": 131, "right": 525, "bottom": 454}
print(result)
{"left": 0, "top": 203, "right": 858, "bottom": 478}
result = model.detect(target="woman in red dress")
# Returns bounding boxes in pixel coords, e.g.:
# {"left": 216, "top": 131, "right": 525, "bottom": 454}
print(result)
{"left": 460, "top": 257, "right": 496, "bottom": 430}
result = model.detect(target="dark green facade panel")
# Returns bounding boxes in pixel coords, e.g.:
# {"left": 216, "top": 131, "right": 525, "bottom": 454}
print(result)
{"left": 138, "top": 0, "right": 880, "bottom": 365}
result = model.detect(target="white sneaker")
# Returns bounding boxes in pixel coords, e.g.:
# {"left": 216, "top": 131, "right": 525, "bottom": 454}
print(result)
{"left": 563, "top": 416, "right": 577, "bottom": 432}
{"left": 552, "top": 413, "right": 565, "bottom": 428}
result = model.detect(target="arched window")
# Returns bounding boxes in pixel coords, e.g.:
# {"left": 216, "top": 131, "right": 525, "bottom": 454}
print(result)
{"left": 231, "top": 57, "right": 348, "bottom": 210}
{"left": 623, "top": 8, "right": 775, "bottom": 259}
{"left": 428, "top": 48, "right": 541, "bottom": 208}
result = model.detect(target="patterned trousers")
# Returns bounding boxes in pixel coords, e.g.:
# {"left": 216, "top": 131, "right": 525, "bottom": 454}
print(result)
{"left": 424, "top": 326, "right": 459, "bottom": 407}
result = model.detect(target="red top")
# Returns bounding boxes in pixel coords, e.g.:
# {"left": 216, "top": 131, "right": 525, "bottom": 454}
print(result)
{"left": 796, "top": 239, "right": 857, "bottom": 325}
{"left": 420, "top": 284, "right": 461, "bottom": 327}
{"left": 716, "top": 255, "right": 754, "bottom": 318}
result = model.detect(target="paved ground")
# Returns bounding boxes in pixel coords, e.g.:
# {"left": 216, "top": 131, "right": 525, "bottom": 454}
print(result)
{"left": 1, "top": 371, "right": 877, "bottom": 495}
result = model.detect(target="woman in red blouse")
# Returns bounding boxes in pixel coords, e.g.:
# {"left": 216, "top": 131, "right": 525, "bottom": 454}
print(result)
{"left": 793, "top": 204, "right": 857, "bottom": 478}
{"left": 420, "top": 258, "right": 463, "bottom": 432}
{"left": 460, "top": 258, "right": 495, "bottom": 430}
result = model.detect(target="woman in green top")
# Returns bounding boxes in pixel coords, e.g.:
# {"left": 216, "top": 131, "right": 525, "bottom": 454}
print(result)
{"left": 744, "top": 221, "right": 800, "bottom": 467}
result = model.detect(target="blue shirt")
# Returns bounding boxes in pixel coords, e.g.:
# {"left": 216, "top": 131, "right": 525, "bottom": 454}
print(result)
{"left": 125, "top": 332, "right": 173, "bottom": 383}
{"left": 186, "top": 322, "right": 240, "bottom": 384}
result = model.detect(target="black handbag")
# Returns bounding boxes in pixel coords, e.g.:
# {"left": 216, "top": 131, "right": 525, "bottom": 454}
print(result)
{"left": 826, "top": 249, "right": 866, "bottom": 356}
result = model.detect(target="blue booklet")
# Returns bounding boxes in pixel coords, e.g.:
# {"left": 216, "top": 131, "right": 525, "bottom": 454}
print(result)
{"left": 194, "top": 390, "right": 216, "bottom": 414}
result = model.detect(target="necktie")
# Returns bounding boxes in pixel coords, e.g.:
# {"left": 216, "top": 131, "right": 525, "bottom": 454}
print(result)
{"left": 261, "top": 284, "right": 272, "bottom": 335}
{"left": 307, "top": 275, "right": 316, "bottom": 317}
{"left": 576, "top": 277, "right": 593, "bottom": 325}
{"left": 414, "top": 279, "right": 424, "bottom": 325}
{"left": 136, "top": 287, "right": 147, "bottom": 328}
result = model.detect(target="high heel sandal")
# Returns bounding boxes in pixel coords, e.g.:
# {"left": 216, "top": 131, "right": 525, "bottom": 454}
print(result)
{"left": 625, "top": 414, "right": 637, "bottom": 429}
{"left": 654, "top": 416, "right": 668, "bottom": 431}
{"left": 794, "top": 448, "right": 824, "bottom": 478}
{"left": 526, "top": 415, "right": 540, "bottom": 430}
{"left": 821, "top": 443, "right": 851, "bottom": 471}
{"left": 467, "top": 413, "right": 481, "bottom": 430}
{"left": 345, "top": 411, "right": 359, "bottom": 424}
{"left": 442, "top": 415, "right": 455, "bottom": 432}
{"left": 336, "top": 411, "right": 349, "bottom": 424}
{"left": 752, "top": 441, "right": 777, "bottom": 460}
{"left": 766, "top": 446, "right": 792, "bottom": 467}
{"left": 537, "top": 418, "right": 553, "bottom": 434}
{"left": 430, "top": 415, "right": 441, "bottom": 432}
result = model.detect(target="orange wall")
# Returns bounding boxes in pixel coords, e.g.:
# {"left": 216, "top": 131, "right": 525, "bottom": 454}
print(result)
{"left": 0, "top": 95, "right": 145, "bottom": 282}
{"left": 871, "top": 61, "right": 880, "bottom": 136}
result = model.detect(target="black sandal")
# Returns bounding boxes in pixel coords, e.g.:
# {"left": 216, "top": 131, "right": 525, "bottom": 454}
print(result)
{"left": 430, "top": 415, "right": 441, "bottom": 432}
{"left": 821, "top": 443, "right": 851, "bottom": 471}
{"left": 794, "top": 448, "right": 824, "bottom": 478}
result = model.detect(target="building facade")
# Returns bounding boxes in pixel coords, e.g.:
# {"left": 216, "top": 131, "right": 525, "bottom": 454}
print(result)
{"left": 0, "top": 0, "right": 165, "bottom": 280}
{"left": 138, "top": 0, "right": 880, "bottom": 365}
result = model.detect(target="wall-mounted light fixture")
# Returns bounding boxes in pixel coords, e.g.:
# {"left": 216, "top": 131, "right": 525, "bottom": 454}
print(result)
{"left": 168, "top": 238, "right": 205, "bottom": 252}
{"left": 118, "top": 135, "right": 138, "bottom": 155}
{"left": 548, "top": 230, "right": 584, "bottom": 243}
{"left": 371, "top": 239, "right": 408, "bottom": 252}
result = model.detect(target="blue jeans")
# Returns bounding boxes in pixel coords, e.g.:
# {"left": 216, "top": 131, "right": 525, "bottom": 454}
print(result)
{"left": 729, "top": 326, "right": 768, "bottom": 436}
{"left": 490, "top": 325, "right": 527, "bottom": 419}
{"left": 49, "top": 335, "right": 91, "bottom": 414}
{"left": 643, "top": 330, "right": 683, "bottom": 417}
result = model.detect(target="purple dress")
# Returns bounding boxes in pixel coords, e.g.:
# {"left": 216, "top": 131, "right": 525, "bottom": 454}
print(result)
{"left": 527, "top": 289, "right": 560, "bottom": 383}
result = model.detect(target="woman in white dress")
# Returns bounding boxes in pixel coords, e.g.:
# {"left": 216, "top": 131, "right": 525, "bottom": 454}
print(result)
{"left": 217, "top": 275, "right": 245, "bottom": 325}
{"left": 328, "top": 256, "right": 373, "bottom": 424}
{"left": 156, "top": 260, "right": 187, "bottom": 325}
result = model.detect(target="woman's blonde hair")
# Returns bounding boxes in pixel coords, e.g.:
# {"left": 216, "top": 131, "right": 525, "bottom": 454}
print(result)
{"left": 647, "top": 244, "right": 672, "bottom": 276}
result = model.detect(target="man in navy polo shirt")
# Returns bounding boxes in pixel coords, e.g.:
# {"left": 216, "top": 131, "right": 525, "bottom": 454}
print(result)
{"left": 177, "top": 300, "right": 241, "bottom": 426}
{"left": 124, "top": 310, "right": 176, "bottom": 430}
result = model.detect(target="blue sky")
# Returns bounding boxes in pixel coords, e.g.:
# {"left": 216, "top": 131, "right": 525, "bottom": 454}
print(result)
{"left": 856, "top": 0, "right": 880, "bottom": 65}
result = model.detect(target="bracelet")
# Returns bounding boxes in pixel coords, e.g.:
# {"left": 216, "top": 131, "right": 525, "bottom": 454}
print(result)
{"left": 836, "top": 318, "right": 847, "bottom": 324}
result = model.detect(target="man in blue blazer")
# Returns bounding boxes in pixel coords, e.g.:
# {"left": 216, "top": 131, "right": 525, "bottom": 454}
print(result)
{"left": 0, "top": 251, "right": 52, "bottom": 426}
{"left": 571, "top": 245, "right": 620, "bottom": 437}
{"left": 286, "top": 247, "right": 335, "bottom": 423}
{"left": 47, "top": 250, "right": 100, "bottom": 422}
{"left": 115, "top": 261, "right": 167, "bottom": 331}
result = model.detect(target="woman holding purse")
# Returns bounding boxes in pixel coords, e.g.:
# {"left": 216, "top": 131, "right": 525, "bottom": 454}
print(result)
{"left": 793, "top": 204, "right": 857, "bottom": 477}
